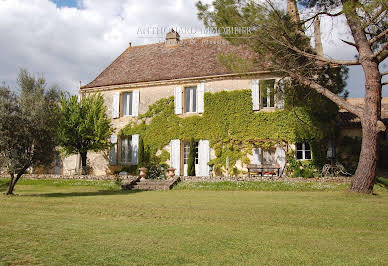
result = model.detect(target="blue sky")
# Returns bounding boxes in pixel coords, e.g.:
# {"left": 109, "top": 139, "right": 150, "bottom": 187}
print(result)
{"left": 50, "top": 0, "right": 78, "bottom": 8}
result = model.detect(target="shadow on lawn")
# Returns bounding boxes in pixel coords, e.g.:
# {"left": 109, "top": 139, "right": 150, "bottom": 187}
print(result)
{"left": 376, "top": 177, "right": 388, "bottom": 189}
{"left": 32, "top": 189, "right": 143, "bottom": 198}
{"left": 0, "top": 180, "right": 10, "bottom": 192}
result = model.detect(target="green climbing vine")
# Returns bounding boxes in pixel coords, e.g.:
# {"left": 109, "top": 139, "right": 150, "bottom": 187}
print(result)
{"left": 120, "top": 89, "right": 335, "bottom": 172}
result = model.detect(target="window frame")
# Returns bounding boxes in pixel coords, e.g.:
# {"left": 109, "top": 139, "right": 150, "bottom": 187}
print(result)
{"left": 183, "top": 141, "right": 199, "bottom": 165}
{"left": 259, "top": 79, "right": 276, "bottom": 109}
{"left": 121, "top": 91, "right": 133, "bottom": 117}
{"left": 120, "top": 136, "right": 132, "bottom": 164}
{"left": 296, "top": 142, "right": 312, "bottom": 161}
{"left": 183, "top": 86, "right": 197, "bottom": 113}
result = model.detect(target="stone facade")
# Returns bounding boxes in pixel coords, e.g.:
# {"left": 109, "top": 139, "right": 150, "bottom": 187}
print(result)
{"left": 57, "top": 74, "right": 282, "bottom": 176}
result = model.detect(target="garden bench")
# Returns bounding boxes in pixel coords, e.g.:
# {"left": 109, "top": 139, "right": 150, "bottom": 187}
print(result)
{"left": 247, "top": 164, "right": 280, "bottom": 178}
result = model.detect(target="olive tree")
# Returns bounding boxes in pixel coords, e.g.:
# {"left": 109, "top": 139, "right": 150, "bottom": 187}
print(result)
{"left": 0, "top": 70, "right": 60, "bottom": 195}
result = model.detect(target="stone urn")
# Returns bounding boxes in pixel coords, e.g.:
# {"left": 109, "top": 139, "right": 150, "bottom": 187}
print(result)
{"left": 166, "top": 168, "right": 176, "bottom": 179}
{"left": 139, "top": 167, "right": 148, "bottom": 181}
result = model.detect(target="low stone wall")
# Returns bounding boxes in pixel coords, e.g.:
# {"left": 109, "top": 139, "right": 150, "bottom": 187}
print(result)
{"left": 0, "top": 174, "right": 137, "bottom": 181}
{"left": 180, "top": 176, "right": 351, "bottom": 183}
{"left": 0, "top": 174, "right": 351, "bottom": 183}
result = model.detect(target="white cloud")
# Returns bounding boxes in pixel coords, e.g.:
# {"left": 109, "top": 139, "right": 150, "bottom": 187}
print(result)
{"left": 0, "top": 0, "right": 211, "bottom": 94}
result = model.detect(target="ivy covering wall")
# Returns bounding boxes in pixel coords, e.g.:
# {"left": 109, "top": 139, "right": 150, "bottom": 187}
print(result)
{"left": 121, "top": 89, "right": 335, "bottom": 172}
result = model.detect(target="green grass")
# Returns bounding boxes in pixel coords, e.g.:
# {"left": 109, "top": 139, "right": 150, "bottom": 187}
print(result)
{"left": 1, "top": 178, "right": 388, "bottom": 265}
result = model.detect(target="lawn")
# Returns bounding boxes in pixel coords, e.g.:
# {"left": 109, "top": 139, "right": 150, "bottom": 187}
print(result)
{"left": 1, "top": 179, "right": 388, "bottom": 265}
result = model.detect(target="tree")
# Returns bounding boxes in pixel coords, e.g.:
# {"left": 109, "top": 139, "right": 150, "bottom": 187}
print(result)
{"left": 0, "top": 70, "right": 60, "bottom": 195}
{"left": 188, "top": 138, "right": 196, "bottom": 176}
{"left": 197, "top": 0, "right": 388, "bottom": 193}
{"left": 138, "top": 137, "right": 145, "bottom": 168}
{"left": 58, "top": 93, "right": 114, "bottom": 175}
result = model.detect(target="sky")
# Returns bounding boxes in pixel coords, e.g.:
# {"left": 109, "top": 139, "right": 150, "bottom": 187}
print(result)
{"left": 0, "top": 0, "right": 386, "bottom": 97}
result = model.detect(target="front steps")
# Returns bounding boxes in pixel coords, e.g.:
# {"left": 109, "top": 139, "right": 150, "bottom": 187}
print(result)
{"left": 121, "top": 177, "right": 180, "bottom": 191}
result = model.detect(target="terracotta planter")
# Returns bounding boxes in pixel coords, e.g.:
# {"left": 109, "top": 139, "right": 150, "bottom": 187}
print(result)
{"left": 166, "top": 168, "right": 176, "bottom": 179}
{"left": 139, "top": 167, "right": 148, "bottom": 181}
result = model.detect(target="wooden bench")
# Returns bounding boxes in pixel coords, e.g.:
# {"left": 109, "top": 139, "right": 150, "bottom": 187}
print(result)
{"left": 247, "top": 164, "right": 280, "bottom": 178}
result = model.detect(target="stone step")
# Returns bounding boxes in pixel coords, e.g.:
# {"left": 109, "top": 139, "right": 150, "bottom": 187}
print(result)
{"left": 129, "top": 177, "right": 181, "bottom": 191}
{"left": 137, "top": 180, "right": 171, "bottom": 185}
{"left": 132, "top": 184, "right": 170, "bottom": 190}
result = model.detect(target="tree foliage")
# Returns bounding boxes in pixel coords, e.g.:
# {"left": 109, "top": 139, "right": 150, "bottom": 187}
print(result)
{"left": 0, "top": 69, "right": 60, "bottom": 195}
{"left": 58, "top": 93, "right": 114, "bottom": 174}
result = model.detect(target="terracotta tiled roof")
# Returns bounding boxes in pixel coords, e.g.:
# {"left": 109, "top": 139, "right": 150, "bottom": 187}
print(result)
{"left": 82, "top": 36, "right": 265, "bottom": 89}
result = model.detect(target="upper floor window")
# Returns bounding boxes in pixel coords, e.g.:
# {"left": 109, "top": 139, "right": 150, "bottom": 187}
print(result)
{"left": 296, "top": 142, "right": 311, "bottom": 160}
{"left": 120, "top": 137, "right": 132, "bottom": 164}
{"left": 260, "top": 79, "right": 275, "bottom": 108}
{"left": 184, "top": 86, "right": 197, "bottom": 113}
{"left": 183, "top": 141, "right": 199, "bottom": 165}
{"left": 122, "top": 92, "right": 133, "bottom": 116}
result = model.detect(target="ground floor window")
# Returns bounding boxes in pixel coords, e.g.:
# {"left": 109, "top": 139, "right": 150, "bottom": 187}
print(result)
{"left": 183, "top": 141, "right": 199, "bottom": 165}
{"left": 252, "top": 148, "right": 276, "bottom": 165}
{"left": 120, "top": 137, "right": 132, "bottom": 164}
{"left": 296, "top": 142, "right": 311, "bottom": 160}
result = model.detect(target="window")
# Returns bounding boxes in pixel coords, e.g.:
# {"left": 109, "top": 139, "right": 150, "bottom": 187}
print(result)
{"left": 184, "top": 86, "right": 197, "bottom": 113}
{"left": 262, "top": 149, "right": 276, "bottom": 164}
{"left": 183, "top": 141, "right": 199, "bottom": 165}
{"left": 122, "top": 92, "right": 133, "bottom": 116}
{"left": 120, "top": 137, "right": 132, "bottom": 164}
{"left": 260, "top": 79, "right": 275, "bottom": 108}
{"left": 296, "top": 142, "right": 311, "bottom": 160}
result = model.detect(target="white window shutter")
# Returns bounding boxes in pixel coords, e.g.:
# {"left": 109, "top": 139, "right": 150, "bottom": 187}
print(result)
{"left": 131, "top": 134, "right": 139, "bottom": 165}
{"left": 109, "top": 135, "right": 118, "bottom": 165}
{"left": 132, "top": 90, "right": 140, "bottom": 117}
{"left": 276, "top": 79, "right": 284, "bottom": 109}
{"left": 252, "top": 148, "right": 261, "bottom": 164}
{"left": 251, "top": 79, "right": 260, "bottom": 111}
{"left": 276, "top": 145, "right": 286, "bottom": 175}
{"left": 174, "top": 86, "right": 183, "bottom": 115}
{"left": 197, "top": 83, "right": 205, "bottom": 113}
{"left": 170, "top": 139, "right": 181, "bottom": 176}
{"left": 199, "top": 140, "right": 210, "bottom": 176}
{"left": 112, "top": 92, "right": 120, "bottom": 119}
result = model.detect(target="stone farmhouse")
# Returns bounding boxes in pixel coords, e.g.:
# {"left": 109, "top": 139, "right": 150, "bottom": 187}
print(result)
{"left": 55, "top": 30, "right": 386, "bottom": 176}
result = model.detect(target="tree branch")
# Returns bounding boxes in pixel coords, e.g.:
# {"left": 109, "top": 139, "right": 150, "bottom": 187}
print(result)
{"left": 364, "top": 7, "right": 386, "bottom": 27}
{"left": 341, "top": 39, "right": 358, "bottom": 47}
{"left": 369, "top": 28, "right": 388, "bottom": 45}
{"left": 382, "top": 82, "right": 388, "bottom": 86}
{"left": 283, "top": 39, "right": 360, "bottom": 65}
{"left": 377, "top": 50, "right": 388, "bottom": 63}
{"left": 373, "top": 42, "right": 388, "bottom": 59}
{"left": 288, "top": 72, "right": 363, "bottom": 117}
{"left": 300, "top": 11, "right": 343, "bottom": 24}
{"left": 381, "top": 71, "right": 388, "bottom": 76}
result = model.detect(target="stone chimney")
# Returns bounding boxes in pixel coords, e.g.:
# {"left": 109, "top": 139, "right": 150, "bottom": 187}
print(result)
{"left": 165, "top": 29, "right": 180, "bottom": 46}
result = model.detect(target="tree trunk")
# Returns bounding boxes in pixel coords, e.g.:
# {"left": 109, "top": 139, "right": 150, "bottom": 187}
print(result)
{"left": 342, "top": 0, "right": 383, "bottom": 193}
{"left": 6, "top": 165, "right": 29, "bottom": 195}
{"left": 350, "top": 119, "right": 378, "bottom": 193}
{"left": 80, "top": 152, "right": 87, "bottom": 175}
{"left": 6, "top": 173, "right": 16, "bottom": 195}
